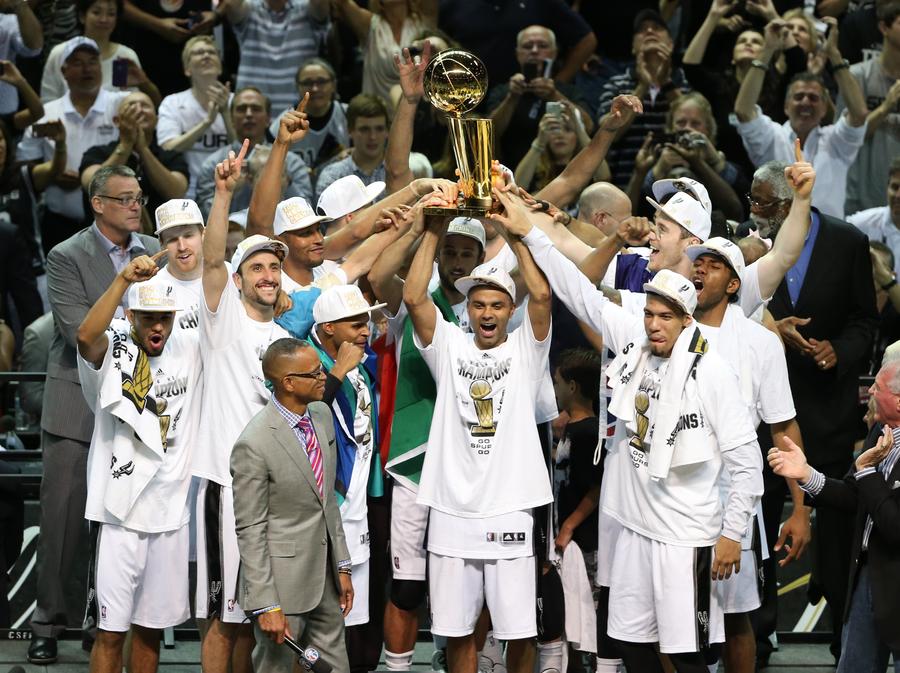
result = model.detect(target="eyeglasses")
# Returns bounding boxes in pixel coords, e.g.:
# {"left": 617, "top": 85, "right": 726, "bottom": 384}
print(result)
{"left": 791, "top": 92, "right": 821, "bottom": 103}
{"left": 297, "top": 78, "right": 333, "bottom": 89}
{"left": 96, "top": 194, "right": 148, "bottom": 208}
{"left": 745, "top": 193, "right": 786, "bottom": 210}
{"left": 284, "top": 365, "right": 326, "bottom": 380}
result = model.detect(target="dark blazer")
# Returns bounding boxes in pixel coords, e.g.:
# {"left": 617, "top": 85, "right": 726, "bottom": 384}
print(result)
{"left": 810, "top": 424, "right": 900, "bottom": 651}
{"left": 41, "top": 226, "right": 159, "bottom": 443}
{"left": 231, "top": 400, "right": 351, "bottom": 615}
{"left": 767, "top": 210, "right": 877, "bottom": 465}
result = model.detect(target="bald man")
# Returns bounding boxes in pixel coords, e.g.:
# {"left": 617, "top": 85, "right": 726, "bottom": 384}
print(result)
{"left": 231, "top": 337, "right": 353, "bottom": 673}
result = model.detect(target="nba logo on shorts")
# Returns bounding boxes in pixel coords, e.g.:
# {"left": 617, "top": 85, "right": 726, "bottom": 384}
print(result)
{"left": 101, "top": 606, "right": 107, "bottom": 620}
{"left": 486, "top": 532, "right": 496, "bottom": 542}
{"left": 227, "top": 599, "right": 235, "bottom": 612}
{"left": 394, "top": 556, "right": 400, "bottom": 570}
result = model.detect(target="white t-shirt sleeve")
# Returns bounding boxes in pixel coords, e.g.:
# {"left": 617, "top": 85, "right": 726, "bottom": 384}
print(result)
{"left": 156, "top": 95, "right": 182, "bottom": 146}
{"left": 200, "top": 280, "right": 243, "bottom": 350}
{"left": 413, "top": 303, "right": 453, "bottom": 375}
{"left": 700, "top": 355, "right": 759, "bottom": 453}
{"left": 76, "top": 324, "right": 122, "bottom": 411}
{"left": 755, "top": 330, "right": 796, "bottom": 424}
{"left": 739, "top": 261, "right": 768, "bottom": 317}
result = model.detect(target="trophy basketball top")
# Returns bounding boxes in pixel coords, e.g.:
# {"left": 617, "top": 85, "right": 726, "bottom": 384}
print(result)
{"left": 423, "top": 49, "right": 488, "bottom": 116}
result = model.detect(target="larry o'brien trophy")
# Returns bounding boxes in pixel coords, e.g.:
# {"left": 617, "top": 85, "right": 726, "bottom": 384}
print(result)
{"left": 423, "top": 49, "right": 493, "bottom": 216}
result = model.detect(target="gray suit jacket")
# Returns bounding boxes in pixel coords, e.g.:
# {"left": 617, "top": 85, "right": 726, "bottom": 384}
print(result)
{"left": 231, "top": 399, "right": 351, "bottom": 615}
{"left": 41, "top": 226, "right": 159, "bottom": 442}
{"left": 20, "top": 312, "right": 54, "bottom": 416}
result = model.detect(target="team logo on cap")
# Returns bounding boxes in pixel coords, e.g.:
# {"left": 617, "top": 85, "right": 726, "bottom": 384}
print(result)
{"left": 282, "top": 201, "right": 314, "bottom": 223}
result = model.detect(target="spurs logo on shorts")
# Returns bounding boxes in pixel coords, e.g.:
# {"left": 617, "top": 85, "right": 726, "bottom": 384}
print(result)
{"left": 209, "top": 580, "right": 222, "bottom": 604}
{"left": 697, "top": 609, "right": 709, "bottom": 636}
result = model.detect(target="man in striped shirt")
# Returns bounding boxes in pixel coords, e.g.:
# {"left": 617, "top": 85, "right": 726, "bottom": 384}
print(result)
{"left": 222, "top": 0, "right": 329, "bottom": 113}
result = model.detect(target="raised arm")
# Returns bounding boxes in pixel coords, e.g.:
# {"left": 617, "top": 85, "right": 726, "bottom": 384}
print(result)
{"left": 159, "top": 82, "right": 231, "bottom": 152}
{"left": 683, "top": 0, "right": 735, "bottom": 65}
{"left": 246, "top": 94, "right": 309, "bottom": 237}
{"left": 203, "top": 139, "right": 250, "bottom": 312}
{"left": 13, "top": 0, "right": 43, "bottom": 51}
{"left": 385, "top": 43, "right": 431, "bottom": 194}
{"left": 0, "top": 61, "right": 43, "bottom": 131}
{"left": 579, "top": 216, "right": 651, "bottom": 285}
{"left": 755, "top": 140, "right": 814, "bottom": 299}
{"left": 76, "top": 252, "right": 166, "bottom": 367}
{"left": 368, "top": 205, "right": 425, "bottom": 315}
{"left": 331, "top": 0, "right": 373, "bottom": 44}
{"left": 402, "top": 211, "right": 448, "bottom": 348}
{"left": 822, "top": 18, "right": 867, "bottom": 127}
{"left": 535, "top": 95, "right": 641, "bottom": 207}
{"left": 489, "top": 190, "right": 551, "bottom": 340}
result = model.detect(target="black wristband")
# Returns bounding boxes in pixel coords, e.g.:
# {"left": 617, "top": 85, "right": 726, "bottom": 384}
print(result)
{"left": 882, "top": 278, "right": 897, "bottom": 291}
{"left": 831, "top": 59, "right": 850, "bottom": 73}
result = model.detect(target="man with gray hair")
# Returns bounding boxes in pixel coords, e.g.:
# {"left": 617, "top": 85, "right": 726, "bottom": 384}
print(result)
{"left": 27, "top": 164, "right": 160, "bottom": 664}
{"left": 744, "top": 151, "right": 879, "bottom": 663}
{"left": 487, "top": 24, "right": 593, "bottom": 167}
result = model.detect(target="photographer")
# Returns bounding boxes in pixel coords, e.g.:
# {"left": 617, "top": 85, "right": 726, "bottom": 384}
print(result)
{"left": 627, "top": 92, "right": 745, "bottom": 221}
{"left": 514, "top": 104, "right": 608, "bottom": 194}
{"left": 487, "top": 25, "right": 593, "bottom": 168}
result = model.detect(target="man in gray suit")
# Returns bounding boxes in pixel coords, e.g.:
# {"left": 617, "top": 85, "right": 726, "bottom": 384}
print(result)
{"left": 28, "top": 166, "right": 160, "bottom": 665}
{"left": 232, "top": 337, "right": 354, "bottom": 673}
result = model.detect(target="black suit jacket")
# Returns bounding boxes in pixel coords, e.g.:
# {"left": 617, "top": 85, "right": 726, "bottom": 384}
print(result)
{"left": 767, "top": 210, "right": 877, "bottom": 465}
{"left": 811, "top": 423, "right": 900, "bottom": 651}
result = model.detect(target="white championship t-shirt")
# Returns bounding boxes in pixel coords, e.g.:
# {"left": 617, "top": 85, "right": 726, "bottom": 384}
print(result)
{"left": 79, "top": 319, "right": 202, "bottom": 532}
{"left": 281, "top": 259, "right": 348, "bottom": 294}
{"left": 415, "top": 306, "right": 554, "bottom": 519}
{"left": 155, "top": 267, "right": 204, "bottom": 335}
{"left": 194, "top": 281, "right": 289, "bottom": 486}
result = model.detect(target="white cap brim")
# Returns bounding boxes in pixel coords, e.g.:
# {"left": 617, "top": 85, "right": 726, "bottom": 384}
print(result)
{"left": 454, "top": 276, "right": 514, "bottom": 299}
{"left": 315, "top": 301, "right": 388, "bottom": 325}
{"left": 232, "top": 239, "right": 289, "bottom": 270}
{"left": 276, "top": 214, "right": 332, "bottom": 235}
{"left": 642, "top": 284, "right": 692, "bottom": 315}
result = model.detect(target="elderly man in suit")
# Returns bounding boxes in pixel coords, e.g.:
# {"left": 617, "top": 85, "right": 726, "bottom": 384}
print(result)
{"left": 232, "top": 337, "right": 354, "bottom": 673}
{"left": 747, "top": 160, "right": 878, "bottom": 664}
{"left": 27, "top": 165, "right": 159, "bottom": 665}
{"left": 769, "top": 357, "right": 900, "bottom": 673}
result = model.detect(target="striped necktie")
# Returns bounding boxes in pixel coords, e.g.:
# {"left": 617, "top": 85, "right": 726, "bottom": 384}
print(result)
{"left": 298, "top": 416, "right": 324, "bottom": 496}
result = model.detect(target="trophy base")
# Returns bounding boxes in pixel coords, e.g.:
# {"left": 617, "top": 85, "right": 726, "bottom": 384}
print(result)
{"left": 470, "top": 425, "right": 497, "bottom": 437}
{"left": 424, "top": 205, "right": 489, "bottom": 218}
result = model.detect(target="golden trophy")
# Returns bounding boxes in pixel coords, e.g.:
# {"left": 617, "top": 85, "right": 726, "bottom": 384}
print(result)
{"left": 423, "top": 49, "right": 493, "bottom": 216}
{"left": 469, "top": 379, "right": 497, "bottom": 437}
{"left": 629, "top": 390, "right": 650, "bottom": 453}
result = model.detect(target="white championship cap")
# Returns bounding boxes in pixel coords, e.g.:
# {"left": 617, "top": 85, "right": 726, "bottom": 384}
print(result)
{"left": 273, "top": 197, "right": 331, "bottom": 235}
{"left": 643, "top": 269, "right": 697, "bottom": 315}
{"left": 651, "top": 177, "right": 712, "bottom": 215}
{"left": 155, "top": 199, "right": 205, "bottom": 236}
{"left": 646, "top": 191, "right": 711, "bottom": 241}
{"left": 455, "top": 262, "right": 516, "bottom": 300}
{"left": 228, "top": 208, "right": 249, "bottom": 229}
{"left": 685, "top": 236, "right": 746, "bottom": 277}
{"left": 127, "top": 277, "right": 181, "bottom": 312}
{"left": 446, "top": 217, "right": 486, "bottom": 249}
{"left": 316, "top": 175, "right": 385, "bottom": 220}
{"left": 230, "top": 234, "right": 289, "bottom": 272}
{"left": 60, "top": 36, "right": 99, "bottom": 66}
{"left": 313, "top": 284, "right": 387, "bottom": 324}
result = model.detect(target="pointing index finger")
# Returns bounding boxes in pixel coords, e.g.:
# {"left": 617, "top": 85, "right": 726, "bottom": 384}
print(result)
{"left": 296, "top": 92, "right": 309, "bottom": 114}
{"left": 151, "top": 249, "right": 169, "bottom": 263}
{"left": 794, "top": 138, "right": 803, "bottom": 163}
{"left": 236, "top": 138, "right": 251, "bottom": 163}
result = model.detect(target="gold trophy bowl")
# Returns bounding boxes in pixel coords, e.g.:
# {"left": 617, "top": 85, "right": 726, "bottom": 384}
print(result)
{"left": 423, "top": 49, "right": 494, "bottom": 216}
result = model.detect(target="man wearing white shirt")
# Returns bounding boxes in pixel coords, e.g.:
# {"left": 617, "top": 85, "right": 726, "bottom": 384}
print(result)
{"left": 0, "top": 0, "right": 42, "bottom": 115}
{"left": 848, "top": 158, "right": 900, "bottom": 278}
{"left": 156, "top": 36, "right": 234, "bottom": 199}
{"left": 17, "top": 36, "right": 126, "bottom": 253}
{"left": 732, "top": 20, "right": 868, "bottom": 219}
{"left": 196, "top": 142, "right": 290, "bottom": 673}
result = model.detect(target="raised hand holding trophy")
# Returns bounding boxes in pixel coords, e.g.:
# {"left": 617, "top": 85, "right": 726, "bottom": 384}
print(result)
{"left": 423, "top": 49, "right": 493, "bottom": 216}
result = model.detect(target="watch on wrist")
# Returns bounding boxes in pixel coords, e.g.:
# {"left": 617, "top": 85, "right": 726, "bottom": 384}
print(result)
{"left": 750, "top": 59, "right": 768, "bottom": 71}
{"left": 882, "top": 276, "right": 897, "bottom": 291}
{"left": 831, "top": 59, "right": 850, "bottom": 73}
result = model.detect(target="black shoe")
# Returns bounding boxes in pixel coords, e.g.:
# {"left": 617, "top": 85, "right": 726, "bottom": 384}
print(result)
{"left": 27, "top": 636, "right": 58, "bottom": 664}
{"left": 755, "top": 650, "right": 771, "bottom": 670}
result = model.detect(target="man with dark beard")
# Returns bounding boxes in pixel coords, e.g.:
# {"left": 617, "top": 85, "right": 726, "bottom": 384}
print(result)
{"left": 193, "top": 140, "right": 291, "bottom": 673}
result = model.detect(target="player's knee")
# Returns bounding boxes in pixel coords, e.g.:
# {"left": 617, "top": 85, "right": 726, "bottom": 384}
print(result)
{"left": 390, "top": 578, "right": 427, "bottom": 611}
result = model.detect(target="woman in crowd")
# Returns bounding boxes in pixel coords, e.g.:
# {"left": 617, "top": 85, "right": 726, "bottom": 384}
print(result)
{"left": 627, "top": 92, "right": 745, "bottom": 221}
{"left": 40, "top": 0, "right": 160, "bottom": 105}
{"left": 269, "top": 58, "right": 351, "bottom": 178}
{"left": 682, "top": 0, "right": 805, "bottom": 175}
{"left": 331, "top": 0, "right": 436, "bottom": 104}
{"left": 515, "top": 105, "right": 607, "bottom": 195}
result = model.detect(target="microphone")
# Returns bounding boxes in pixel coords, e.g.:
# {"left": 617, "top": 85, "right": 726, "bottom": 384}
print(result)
{"left": 283, "top": 636, "right": 333, "bottom": 673}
